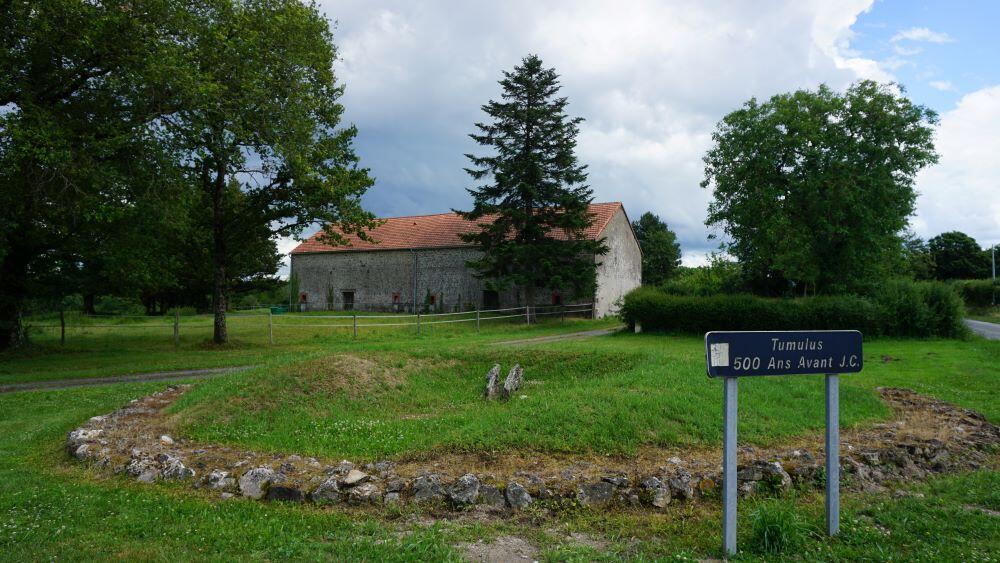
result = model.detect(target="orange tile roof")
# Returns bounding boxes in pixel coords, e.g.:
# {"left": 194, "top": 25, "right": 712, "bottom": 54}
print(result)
{"left": 291, "top": 202, "right": 624, "bottom": 254}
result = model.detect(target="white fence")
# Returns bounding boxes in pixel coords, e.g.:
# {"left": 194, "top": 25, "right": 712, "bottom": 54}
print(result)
{"left": 26, "top": 303, "right": 595, "bottom": 346}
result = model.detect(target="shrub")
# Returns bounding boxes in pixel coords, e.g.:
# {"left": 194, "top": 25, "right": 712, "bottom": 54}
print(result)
{"left": 747, "top": 500, "right": 810, "bottom": 555}
{"left": 950, "top": 279, "right": 999, "bottom": 308}
{"left": 620, "top": 280, "right": 965, "bottom": 338}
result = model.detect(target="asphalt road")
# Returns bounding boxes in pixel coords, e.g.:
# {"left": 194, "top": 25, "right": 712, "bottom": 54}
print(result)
{"left": 965, "top": 319, "right": 1000, "bottom": 340}
{"left": 0, "top": 365, "right": 255, "bottom": 393}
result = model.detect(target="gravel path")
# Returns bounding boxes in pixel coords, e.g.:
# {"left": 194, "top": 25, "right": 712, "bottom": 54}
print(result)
{"left": 493, "top": 326, "right": 620, "bottom": 346}
{"left": 0, "top": 366, "right": 255, "bottom": 394}
{"left": 965, "top": 319, "right": 1000, "bottom": 340}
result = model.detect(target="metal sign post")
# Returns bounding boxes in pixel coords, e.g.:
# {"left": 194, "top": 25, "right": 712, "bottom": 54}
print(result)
{"left": 705, "top": 330, "right": 862, "bottom": 556}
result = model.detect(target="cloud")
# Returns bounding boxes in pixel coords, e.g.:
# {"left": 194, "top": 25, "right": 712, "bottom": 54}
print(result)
{"left": 913, "top": 85, "right": 1000, "bottom": 246}
{"left": 929, "top": 80, "right": 956, "bottom": 92}
{"left": 891, "top": 27, "right": 954, "bottom": 44}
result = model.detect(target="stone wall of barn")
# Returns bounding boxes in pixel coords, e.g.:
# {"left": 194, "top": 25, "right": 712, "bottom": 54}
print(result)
{"left": 593, "top": 208, "right": 642, "bottom": 318}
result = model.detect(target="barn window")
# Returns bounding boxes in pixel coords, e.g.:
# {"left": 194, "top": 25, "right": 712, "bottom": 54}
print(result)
{"left": 298, "top": 292, "right": 308, "bottom": 303}
{"left": 342, "top": 291, "right": 355, "bottom": 310}
{"left": 551, "top": 292, "right": 563, "bottom": 305}
{"left": 392, "top": 292, "right": 401, "bottom": 304}
{"left": 428, "top": 294, "right": 436, "bottom": 305}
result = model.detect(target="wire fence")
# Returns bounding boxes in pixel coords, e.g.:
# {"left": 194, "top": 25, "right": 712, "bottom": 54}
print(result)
{"left": 24, "top": 303, "right": 595, "bottom": 346}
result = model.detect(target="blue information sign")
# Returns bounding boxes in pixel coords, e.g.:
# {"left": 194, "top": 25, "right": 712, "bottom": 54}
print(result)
{"left": 705, "top": 330, "right": 863, "bottom": 378}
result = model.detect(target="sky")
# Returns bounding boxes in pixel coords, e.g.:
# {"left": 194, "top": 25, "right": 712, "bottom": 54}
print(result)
{"left": 279, "top": 0, "right": 1000, "bottom": 271}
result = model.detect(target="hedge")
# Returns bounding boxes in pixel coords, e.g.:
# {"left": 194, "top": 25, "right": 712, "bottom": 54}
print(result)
{"left": 950, "top": 279, "right": 999, "bottom": 308}
{"left": 620, "top": 280, "right": 966, "bottom": 338}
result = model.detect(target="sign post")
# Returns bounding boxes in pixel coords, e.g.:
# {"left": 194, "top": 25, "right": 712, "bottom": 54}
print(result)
{"left": 705, "top": 330, "right": 862, "bottom": 556}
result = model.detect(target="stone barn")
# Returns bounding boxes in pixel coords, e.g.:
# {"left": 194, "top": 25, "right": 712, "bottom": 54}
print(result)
{"left": 289, "top": 202, "right": 641, "bottom": 318}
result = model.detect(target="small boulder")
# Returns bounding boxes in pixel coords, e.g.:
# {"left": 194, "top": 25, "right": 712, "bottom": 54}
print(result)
{"left": 577, "top": 482, "right": 615, "bottom": 506}
{"left": 206, "top": 470, "right": 235, "bottom": 491}
{"left": 447, "top": 474, "right": 481, "bottom": 507}
{"left": 239, "top": 467, "right": 274, "bottom": 499}
{"left": 159, "top": 435, "right": 174, "bottom": 445}
{"left": 310, "top": 477, "right": 341, "bottom": 505}
{"left": 411, "top": 474, "right": 444, "bottom": 503}
{"left": 340, "top": 469, "right": 370, "bottom": 487}
{"left": 383, "top": 492, "right": 402, "bottom": 505}
{"left": 348, "top": 482, "right": 380, "bottom": 505}
{"left": 479, "top": 485, "right": 507, "bottom": 508}
{"left": 651, "top": 487, "right": 671, "bottom": 508}
{"left": 505, "top": 481, "right": 533, "bottom": 509}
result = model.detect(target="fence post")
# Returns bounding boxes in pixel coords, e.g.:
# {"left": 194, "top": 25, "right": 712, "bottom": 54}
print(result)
{"left": 475, "top": 306, "right": 480, "bottom": 333}
{"left": 173, "top": 309, "right": 180, "bottom": 348}
{"left": 561, "top": 304, "right": 565, "bottom": 323}
{"left": 60, "top": 309, "right": 65, "bottom": 345}
{"left": 417, "top": 313, "right": 421, "bottom": 335}
{"left": 353, "top": 314, "right": 357, "bottom": 339}
{"left": 268, "top": 309, "right": 274, "bottom": 346}
{"left": 525, "top": 306, "right": 530, "bottom": 325}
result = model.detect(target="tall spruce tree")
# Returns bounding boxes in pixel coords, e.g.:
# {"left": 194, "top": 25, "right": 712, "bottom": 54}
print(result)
{"left": 458, "top": 55, "right": 605, "bottom": 309}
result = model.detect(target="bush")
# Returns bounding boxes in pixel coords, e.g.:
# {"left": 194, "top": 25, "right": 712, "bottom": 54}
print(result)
{"left": 747, "top": 500, "right": 810, "bottom": 555}
{"left": 950, "top": 279, "right": 999, "bottom": 308}
{"left": 620, "top": 280, "right": 965, "bottom": 338}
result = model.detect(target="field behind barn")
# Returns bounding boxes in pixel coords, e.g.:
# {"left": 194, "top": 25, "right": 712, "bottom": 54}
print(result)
{"left": 1, "top": 318, "right": 998, "bottom": 560}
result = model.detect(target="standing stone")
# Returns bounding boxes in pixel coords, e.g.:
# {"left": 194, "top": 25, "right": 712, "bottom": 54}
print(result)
{"left": 505, "top": 481, "right": 533, "bottom": 509}
{"left": 239, "top": 467, "right": 275, "bottom": 499}
{"left": 501, "top": 364, "right": 523, "bottom": 401}
{"left": 447, "top": 474, "right": 481, "bottom": 507}
{"left": 484, "top": 364, "right": 502, "bottom": 400}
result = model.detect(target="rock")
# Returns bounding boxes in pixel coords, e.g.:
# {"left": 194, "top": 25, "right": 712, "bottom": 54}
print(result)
{"left": 220, "top": 492, "right": 234, "bottom": 500}
{"left": 577, "top": 482, "right": 615, "bottom": 506}
{"left": 239, "top": 467, "right": 274, "bottom": 499}
{"left": 126, "top": 458, "right": 159, "bottom": 483}
{"left": 206, "top": 470, "right": 235, "bottom": 491}
{"left": 501, "top": 364, "right": 523, "bottom": 400}
{"left": 278, "top": 462, "right": 296, "bottom": 474}
{"left": 383, "top": 492, "right": 401, "bottom": 505}
{"left": 738, "top": 481, "right": 756, "bottom": 497}
{"left": 266, "top": 486, "right": 304, "bottom": 502}
{"left": 157, "top": 454, "right": 195, "bottom": 480}
{"left": 159, "top": 435, "right": 174, "bottom": 446}
{"left": 651, "top": 487, "right": 671, "bottom": 508}
{"left": 505, "top": 481, "right": 533, "bottom": 509}
{"left": 374, "top": 460, "right": 394, "bottom": 473}
{"left": 603, "top": 475, "right": 630, "bottom": 488}
{"left": 667, "top": 472, "right": 694, "bottom": 501}
{"left": 759, "top": 461, "right": 792, "bottom": 491}
{"left": 67, "top": 428, "right": 103, "bottom": 448}
{"left": 859, "top": 451, "right": 880, "bottom": 465}
{"left": 348, "top": 482, "right": 380, "bottom": 504}
{"left": 72, "top": 444, "right": 90, "bottom": 461}
{"left": 447, "top": 474, "right": 481, "bottom": 507}
{"left": 484, "top": 364, "right": 502, "bottom": 400}
{"left": 310, "top": 477, "right": 341, "bottom": 505}
{"left": 640, "top": 476, "right": 662, "bottom": 490}
{"left": 479, "top": 485, "right": 507, "bottom": 508}
{"left": 411, "top": 474, "right": 444, "bottom": 503}
{"left": 386, "top": 479, "right": 405, "bottom": 493}
{"left": 340, "top": 469, "right": 369, "bottom": 487}
{"left": 666, "top": 456, "right": 683, "bottom": 465}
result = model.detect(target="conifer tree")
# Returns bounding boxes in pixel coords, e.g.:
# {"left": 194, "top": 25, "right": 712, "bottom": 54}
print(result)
{"left": 458, "top": 55, "right": 605, "bottom": 309}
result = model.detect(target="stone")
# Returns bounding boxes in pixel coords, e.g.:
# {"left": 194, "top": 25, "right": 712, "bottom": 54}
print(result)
{"left": 479, "top": 485, "right": 506, "bottom": 508}
{"left": 447, "top": 474, "right": 481, "bottom": 507}
{"left": 505, "top": 481, "right": 533, "bottom": 509}
{"left": 603, "top": 475, "right": 630, "bottom": 488}
{"left": 220, "top": 492, "right": 234, "bottom": 500}
{"left": 501, "top": 364, "right": 523, "bottom": 400}
{"left": 348, "top": 482, "right": 380, "bottom": 504}
{"left": 67, "top": 428, "right": 103, "bottom": 448}
{"left": 72, "top": 444, "right": 90, "bottom": 461}
{"left": 310, "top": 477, "right": 341, "bottom": 505}
{"left": 640, "top": 476, "right": 662, "bottom": 491}
{"left": 206, "top": 470, "right": 235, "bottom": 491}
{"left": 126, "top": 458, "right": 159, "bottom": 483}
{"left": 340, "top": 469, "right": 370, "bottom": 487}
{"left": 159, "top": 435, "right": 174, "bottom": 445}
{"left": 651, "top": 487, "right": 671, "bottom": 508}
{"left": 374, "top": 460, "right": 394, "bottom": 473}
{"left": 158, "top": 454, "right": 195, "bottom": 480}
{"left": 759, "top": 461, "right": 792, "bottom": 491}
{"left": 411, "top": 474, "right": 444, "bottom": 503}
{"left": 484, "top": 364, "right": 502, "bottom": 400}
{"left": 239, "top": 467, "right": 274, "bottom": 499}
{"left": 383, "top": 492, "right": 402, "bottom": 505}
{"left": 266, "top": 486, "right": 304, "bottom": 502}
{"left": 667, "top": 472, "right": 694, "bottom": 501}
{"left": 577, "top": 482, "right": 615, "bottom": 506}
{"left": 738, "top": 481, "right": 756, "bottom": 497}
{"left": 386, "top": 479, "right": 405, "bottom": 493}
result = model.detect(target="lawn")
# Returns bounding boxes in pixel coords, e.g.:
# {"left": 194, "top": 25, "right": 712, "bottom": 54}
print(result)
{"left": 1, "top": 320, "right": 998, "bottom": 560}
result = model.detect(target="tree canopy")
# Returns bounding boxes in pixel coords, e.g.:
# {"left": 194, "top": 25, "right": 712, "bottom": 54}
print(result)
{"left": 457, "top": 55, "right": 605, "bottom": 306}
{"left": 632, "top": 212, "right": 681, "bottom": 285}
{"left": 702, "top": 81, "right": 938, "bottom": 295}
{"left": 928, "top": 231, "right": 991, "bottom": 280}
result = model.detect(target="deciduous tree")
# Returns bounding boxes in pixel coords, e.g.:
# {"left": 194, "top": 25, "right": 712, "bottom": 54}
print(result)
{"left": 632, "top": 212, "right": 681, "bottom": 285}
{"left": 928, "top": 231, "right": 990, "bottom": 280}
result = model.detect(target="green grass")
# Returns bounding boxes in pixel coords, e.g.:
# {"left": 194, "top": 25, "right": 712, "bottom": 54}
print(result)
{"left": 1, "top": 323, "right": 998, "bottom": 559}
{"left": 967, "top": 306, "right": 1000, "bottom": 323}
{"left": 170, "top": 332, "right": 999, "bottom": 459}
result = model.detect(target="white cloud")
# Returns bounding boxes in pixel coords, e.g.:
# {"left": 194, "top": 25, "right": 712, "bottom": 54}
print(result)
{"left": 929, "top": 80, "right": 956, "bottom": 92}
{"left": 891, "top": 27, "right": 954, "bottom": 44}
{"left": 305, "top": 0, "right": 913, "bottom": 265}
{"left": 913, "top": 86, "right": 1000, "bottom": 247}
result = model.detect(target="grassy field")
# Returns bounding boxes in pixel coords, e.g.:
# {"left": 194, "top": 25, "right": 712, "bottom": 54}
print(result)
{"left": 1, "top": 318, "right": 998, "bottom": 559}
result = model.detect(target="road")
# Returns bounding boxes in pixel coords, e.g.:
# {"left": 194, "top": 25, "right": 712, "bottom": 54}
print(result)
{"left": 965, "top": 319, "right": 1000, "bottom": 340}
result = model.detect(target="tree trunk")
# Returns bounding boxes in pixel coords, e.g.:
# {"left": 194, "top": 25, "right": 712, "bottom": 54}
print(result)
{"left": 83, "top": 293, "right": 96, "bottom": 315}
{"left": 0, "top": 246, "right": 30, "bottom": 350}
{"left": 210, "top": 160, "right": 228, "bottom": 344}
